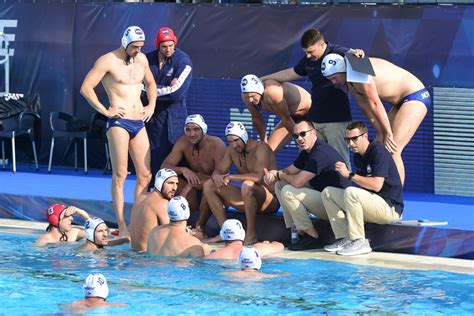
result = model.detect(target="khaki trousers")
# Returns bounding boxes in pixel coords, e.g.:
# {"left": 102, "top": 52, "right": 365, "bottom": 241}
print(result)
{"left": 274, "top": 181, "right": 328, "bottom": 231}
{"left": 322, "top": 186, "right": 400, "bottom": 240}
{"left": 314, "top": 121, "right": 351, "bottom": 171}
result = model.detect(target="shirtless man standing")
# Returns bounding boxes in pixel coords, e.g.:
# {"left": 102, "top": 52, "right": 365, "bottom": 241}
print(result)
{"left": 321, "top": 54, "right": 430, "bottom": 184}
{"left": 205, "top": 219, "right": 283, "bottom": 260}
{"left": 203, "top": 122, "right": 280, "bottom": 245}
{"left": 129, "top": 168, "right": 178, "bottom": 251}
{"left": 161, "top": 114, "right": 226, "bottom": 236}
{"left": 147, "top": 196, "right": 210, "bottom": 257}
{"left": 80, "top": 26, "right": 157, "bottom": 237}
{"left": 241, "top": 74, "right": 312, "bottom": 152}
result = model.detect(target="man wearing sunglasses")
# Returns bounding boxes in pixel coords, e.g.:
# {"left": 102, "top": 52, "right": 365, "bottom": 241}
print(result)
{"left": 260, "top": 28, "right": 364, "bottom": 169}
{"left": 321, "top": 121, "right": 403, "bottom": 256}
{"left": 264, "top": 120, "right": 351, "bottom": 251}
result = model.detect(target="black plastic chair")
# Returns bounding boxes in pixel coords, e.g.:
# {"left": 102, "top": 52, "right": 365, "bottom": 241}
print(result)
{"left": 0, "top": 112, "right": 40, "bottom": 173}
{"left": 48, "top": 112, "right": 88, "bottom": 174}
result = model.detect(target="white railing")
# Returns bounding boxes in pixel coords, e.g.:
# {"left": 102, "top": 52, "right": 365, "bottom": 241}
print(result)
{"left": 0, "top": 32, "right": 10, "bottom": 97}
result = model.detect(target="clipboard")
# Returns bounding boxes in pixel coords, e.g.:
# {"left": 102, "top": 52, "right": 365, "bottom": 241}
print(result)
{"left": 345, "top": 54, "right": 375, "bottom": 84}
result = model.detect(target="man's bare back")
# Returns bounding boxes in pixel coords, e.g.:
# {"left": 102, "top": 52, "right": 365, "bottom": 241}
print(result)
{"left": 147, "top": 224, "right": 208, "bottom": 257}
{"left": 205, "top": 241, "right": 284, "bottom": 260}
{"left": 363, "top": 58, "right": 425, "bottom": 106}
{"left": 260, "top": 82, "right": 311, "bottom": 116}
{"left": 129, "top": 191, "right": 169, "bottom": 251}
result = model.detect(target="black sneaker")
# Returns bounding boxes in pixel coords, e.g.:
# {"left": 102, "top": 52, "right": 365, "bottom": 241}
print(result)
{"left": 288, "top": 234, "right": 323, "bottom": 251}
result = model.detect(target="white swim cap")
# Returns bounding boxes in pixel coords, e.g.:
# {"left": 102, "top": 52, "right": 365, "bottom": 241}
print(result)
{"left": 84, "top": 217, "right": 106, "bottom": 244}
{"left": 321, "top": 53, "right": 346, "bottom": 77}
{"left": 239, "top": 246, "right": 262, "bottom": 270}
{"left": 83, "top": 273, "right": 109, "bottom": 300}
{"left": 154, "top": 168, "right": 178, "bottom": 192}
{"left": 184, "top": 114, "right": 208, "bottom": 134}
{"left": 241, "top": 74, "right": 264, "bottom": 95}
{"left": 220, "top": 219, "right": 245, "bottom": 242}
{"left": 225, "top": 122, "right": 248, "bottom": 145}
{"left": 167, "top": 196, "right": 190, "bottom": 222}
{"left": 121, "top": 26, "right": 145, "bottom": 49}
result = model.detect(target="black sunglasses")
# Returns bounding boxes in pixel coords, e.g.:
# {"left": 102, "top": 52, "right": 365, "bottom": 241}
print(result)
{"left": 344, "top": 132, "right": 366, "bottom": 143}
{"left": 292, "top": 129, "right": 314, "bottom": 139}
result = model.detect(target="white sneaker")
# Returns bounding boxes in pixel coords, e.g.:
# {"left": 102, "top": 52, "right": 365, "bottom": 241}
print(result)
{"left": 336, "top": 238, "right": 372, "bottom": 256}
{"left": 324, "top": 237, "right": 351, "bottom": 252}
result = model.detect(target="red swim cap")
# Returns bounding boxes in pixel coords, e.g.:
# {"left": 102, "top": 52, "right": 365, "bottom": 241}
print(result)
{"left": 47, "top": 204, "right": 68, "bottom": 227}
{"left": 155, "top": 27, "right": 177, "bottom": 48}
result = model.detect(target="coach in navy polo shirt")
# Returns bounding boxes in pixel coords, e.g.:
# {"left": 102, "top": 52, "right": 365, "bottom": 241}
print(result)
{"left": 322, "top": 121, "right": 403, "bottom": 256}
{"left": 264, "top": 120, "right": 351, "bottom": 251}
{"left": 261, "top": 29, "right": 364, "bottom": 170}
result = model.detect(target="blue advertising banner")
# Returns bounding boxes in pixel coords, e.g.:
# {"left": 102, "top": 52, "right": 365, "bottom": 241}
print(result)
{"left": 0, "top": 3, "right": 472, "bottom": 193}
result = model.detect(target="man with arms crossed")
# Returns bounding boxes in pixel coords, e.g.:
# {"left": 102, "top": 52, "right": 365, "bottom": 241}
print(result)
{"left": 264, "top": 120, "right": 351, "bottom": 251}
{"left": 129, "top": 168, "right": 178, "bottom": 251}
{"left": 161, "top": 114, "right": 226, "bottom": 237}
{"left": 81, "top": 26, "right": 157, "bottom": 237}
{"left": 261, "top": 29, "right": 364, "bottom": 168}
{"left": 321, "top": 53, "right": 429, "bottom": 184}
{"left": 147, "top": 196, "right": 210, "bottom": 257}
{"left": 203, "top": 122, "right": 279, "bottom": 245}
{"left": 241, "top": 74, "right": 311, "bottom": 152}
{"left": 321, "top": 121, "right": 403, "bottom": 256}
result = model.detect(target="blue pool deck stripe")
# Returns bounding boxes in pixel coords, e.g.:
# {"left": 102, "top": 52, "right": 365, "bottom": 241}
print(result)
{"left": 0, "top": 168, "right": 472, "bottom": 231}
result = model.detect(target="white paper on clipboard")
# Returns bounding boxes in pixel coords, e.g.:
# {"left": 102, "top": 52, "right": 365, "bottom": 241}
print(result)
{"left": 345, "top": 55, "right": 370, "bottom": 84}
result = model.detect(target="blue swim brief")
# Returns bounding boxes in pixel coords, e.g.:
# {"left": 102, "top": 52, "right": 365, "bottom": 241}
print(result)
{"left": 396, "top": 88, "right": 431, "bottom": 110}
{"left": 106, "top": 118, "right": 145, "bottom": 139}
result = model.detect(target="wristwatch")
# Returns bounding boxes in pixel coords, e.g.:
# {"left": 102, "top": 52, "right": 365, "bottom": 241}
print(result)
{"left": 348, "top": 172, "right": 355, "bottom": 180}
{"left": 276, "top": 171, "right": 281, "bottom": 181}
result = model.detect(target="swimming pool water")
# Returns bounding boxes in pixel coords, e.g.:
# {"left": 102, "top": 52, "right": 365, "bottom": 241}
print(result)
{"left": 0, "top": 232, "right": 473, "bottom": 314}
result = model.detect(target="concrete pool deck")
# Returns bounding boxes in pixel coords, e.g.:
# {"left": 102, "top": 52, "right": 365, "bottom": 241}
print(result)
{"left": 1, "top": 218, "right": 472, "bottom": 275}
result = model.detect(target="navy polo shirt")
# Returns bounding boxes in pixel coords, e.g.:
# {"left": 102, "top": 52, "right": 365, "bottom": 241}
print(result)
{"left": 354, "top": 142, "right": 404, "bottom": 215}
{"left": 293, "top": 139, "right": 351, "bottom": 192}
{"left": 293, "top": 42, "right": 352, "bottom": 123}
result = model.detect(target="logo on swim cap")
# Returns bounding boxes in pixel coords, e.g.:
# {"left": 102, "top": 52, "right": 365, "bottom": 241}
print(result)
{"left": 241, "top": 74, "right": 264, "bottom": 95}
{"left": 239, "top": 246, "right": 262, "bottom": 270}
{"left": 167, "top": 196, "right": 190, "bottom": 222}
{"left": 83, "top": 273, "right": 109, "bottom": 300}
{"left": 184, "top": 114, "right": 208, "bottom": 135}
{"left": 155, "top": 27, "right": 177, "bottom": 48}
{"left": 154, "top": 168, "right": 178, "bottom": 192}
{"left": 225, "top": 121, "right": 248, "bottom": 145}
{"left": 121, "top": 26, "right": 145, "bottom": 49}
{"left": 321, "top": 53, "right": 346, "bottom": 77}
{"left": 46, "top": 204, "right": 68, "bottom": 227}
{"left": 220, "top": 219, "right": 245, "bottom": 242}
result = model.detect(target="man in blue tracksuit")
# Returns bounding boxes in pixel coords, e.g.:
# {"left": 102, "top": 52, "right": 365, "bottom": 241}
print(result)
{"left": 141, "top": 27, "right": 193, "bottom": 185}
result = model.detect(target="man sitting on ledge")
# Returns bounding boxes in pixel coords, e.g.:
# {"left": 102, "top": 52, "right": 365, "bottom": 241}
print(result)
{"left": 203, "top": 121, "right": 279, "bottom": 245}
{"left": 264, "top": 120, "right": 351, "bottom": 251}
{"left": 322, "top": 121, "right": 403, "bottom": 256}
